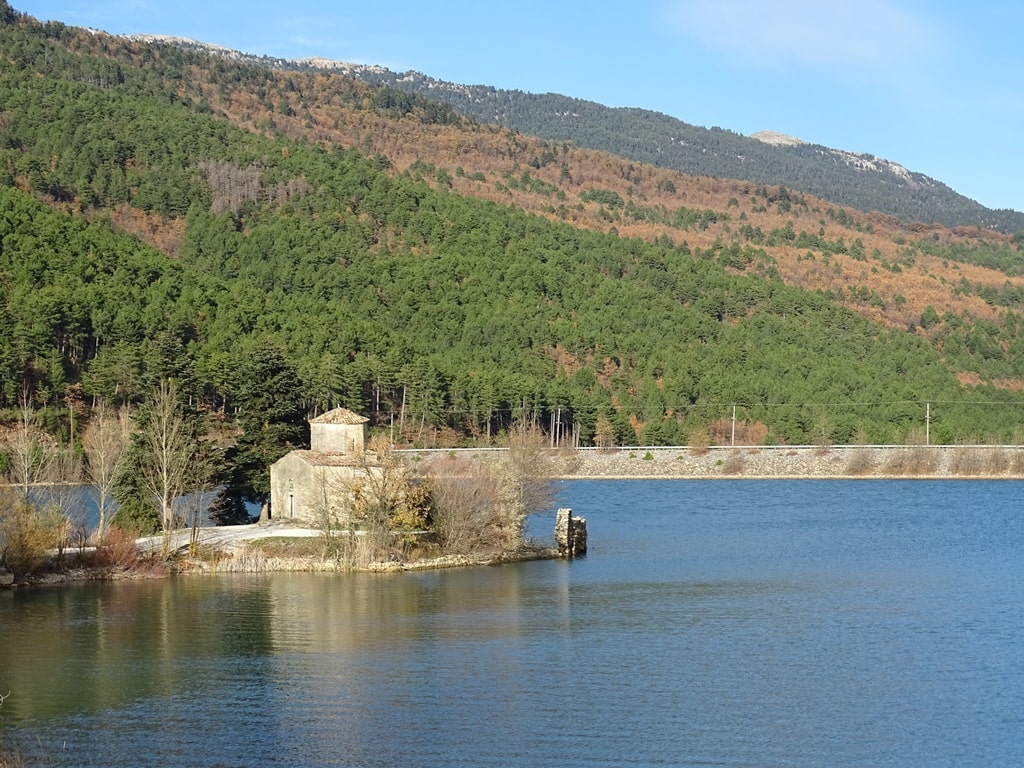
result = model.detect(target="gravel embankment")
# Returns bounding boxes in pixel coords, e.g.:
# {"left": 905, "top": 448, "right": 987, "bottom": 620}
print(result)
{"left": 409, "top": 445, "right": 1024, "bottom": 479}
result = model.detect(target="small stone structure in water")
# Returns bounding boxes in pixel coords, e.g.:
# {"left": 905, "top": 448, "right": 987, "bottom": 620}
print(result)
{"left": 555, "top": 507, "right": 587, "bottom": 558}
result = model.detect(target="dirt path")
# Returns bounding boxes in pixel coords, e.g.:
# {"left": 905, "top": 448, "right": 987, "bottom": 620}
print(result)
{"left": 136, "top": 520, "right": 321, "bottom": 555}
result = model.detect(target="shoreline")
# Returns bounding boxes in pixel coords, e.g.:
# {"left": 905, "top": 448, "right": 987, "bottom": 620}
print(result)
{"left": 413, "top": 444, "right": 1024, "bottom": 481}
{"left": 554, "top": 473, "right": 1024, "bottom": 480}
{"left": 6, "top": 444, "right": 1022, "bottom": 588}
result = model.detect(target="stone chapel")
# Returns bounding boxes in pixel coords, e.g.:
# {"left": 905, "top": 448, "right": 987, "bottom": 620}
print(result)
{"left": 268, "top": 407, "right": 372, "bottom": 524}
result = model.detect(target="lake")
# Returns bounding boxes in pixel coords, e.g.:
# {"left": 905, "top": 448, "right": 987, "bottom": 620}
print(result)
{"left": 1, "top": 479, "right": 1022, "bottom": 767}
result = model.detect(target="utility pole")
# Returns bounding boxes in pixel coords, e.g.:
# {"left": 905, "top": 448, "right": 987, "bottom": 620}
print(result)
{"left": 926, "top": 401, "right": 930, "bottom": 446}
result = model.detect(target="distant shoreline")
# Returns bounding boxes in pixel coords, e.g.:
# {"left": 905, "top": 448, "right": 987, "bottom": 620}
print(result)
{"left": 406, "top": 444, "right": 1024, "bottom": 480}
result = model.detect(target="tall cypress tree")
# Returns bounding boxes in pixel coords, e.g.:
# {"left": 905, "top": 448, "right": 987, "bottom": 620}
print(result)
{"left": 211, "top": 343, "right": 308, "bottom": 524}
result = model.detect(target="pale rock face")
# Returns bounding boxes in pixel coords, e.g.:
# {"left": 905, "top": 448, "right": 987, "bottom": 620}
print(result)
{"left": 749, "top": 130, "right": 808, "bottom": 147}
{"left": 751, "top": 130, "right": 923, "bottom": 188}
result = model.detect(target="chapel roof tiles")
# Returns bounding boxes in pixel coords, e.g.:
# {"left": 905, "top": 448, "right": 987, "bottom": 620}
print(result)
{"left": 310, "top": 407, "right": 369, "bottom": 425}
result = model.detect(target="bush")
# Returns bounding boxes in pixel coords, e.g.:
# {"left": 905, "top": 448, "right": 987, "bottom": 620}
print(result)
{"left": 428, "top": 456, "right": 506, "bottom": 556}
{"left": 721, "top": 451, "right": 746, "bottom": 475}
{"left": 883, "top": 446, "right": 939, "bottom": 475}
{"left": 93, "top": 527, "right": 142, "bottom": 570}
{"left": 687, "top": 425, "right": 711, "bottom": 456}
{"left": 844, "top": 448, "right": 877, "bottom": 475}
{"left": 949, "top": 447, "right": 985, "bottom": 476}
{"left": 0, "top": 491, "right": 67, "bottom": 577}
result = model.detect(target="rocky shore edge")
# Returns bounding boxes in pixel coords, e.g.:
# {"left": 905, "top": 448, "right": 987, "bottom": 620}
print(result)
{"left": 567, "top": 444, "right": 1024, "bottom": 479}
{"left": 0, "top": 539, "right": 564, "bottom": 589}
{"left": 421, "top": 444, "right": 1024, "bottom": 480}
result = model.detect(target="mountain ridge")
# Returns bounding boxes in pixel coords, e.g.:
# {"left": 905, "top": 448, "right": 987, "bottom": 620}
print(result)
{"left": 305, "top": 63, "right": 1024, "bottom": 231}
{"left": 117, "top": 36, "right": 1022, "bottom": 232}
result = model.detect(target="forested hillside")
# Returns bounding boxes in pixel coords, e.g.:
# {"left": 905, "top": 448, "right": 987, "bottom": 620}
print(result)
{"left": 4, "top": 2, "right": 1024, "bottom": 451}
{"left": 202, "top": 55, "right": 1024, "bottom": 233}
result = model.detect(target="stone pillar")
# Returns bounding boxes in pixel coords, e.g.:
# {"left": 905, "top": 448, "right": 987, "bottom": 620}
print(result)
{"left": 555, "top": 507, "right": 588, "bottom": 558}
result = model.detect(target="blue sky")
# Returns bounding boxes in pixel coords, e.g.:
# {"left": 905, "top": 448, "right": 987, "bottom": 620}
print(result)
{"left": 15, "top": 1, "right": 1024, "bottom": 213}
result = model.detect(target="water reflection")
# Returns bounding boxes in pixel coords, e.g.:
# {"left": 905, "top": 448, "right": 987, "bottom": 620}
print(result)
{"left": 0, "top": 561, "right": 575, "bottom": 722}
{"left": 3, "top": 579, "right": 263, "bottom": 718}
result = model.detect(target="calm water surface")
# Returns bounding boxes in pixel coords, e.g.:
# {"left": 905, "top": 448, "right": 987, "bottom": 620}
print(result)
{"left": 2, "top": 480, "right": 1022, "bottom": 767}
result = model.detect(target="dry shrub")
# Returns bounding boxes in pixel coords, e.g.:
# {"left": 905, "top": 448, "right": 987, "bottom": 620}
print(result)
{"left": 687, "top": 425, "right": 710, "bottom": 456}
{"left": 0, "top": 492, "right": 65, "bottom": 577}
{"left": 345, "top": 533, "right": 398, "bottom": 569}
{"left": 93, "top": 527, "right": 141, "bottom": 570}
{"left": 1010, "top": 449, "right": 1024, "bottom": 475}
{"left": 386, "top": 533, "right": 435, "bottom": 564}
{"left": 477, "top": 420, "right": 561, "bottom": 551}
{"left": 948, "top": 447, "right": 986, "bottom": 476}
{"left": 883, "top": 446, "right": 939, "bottom": 475}
{"left": 505, "top": 420, "right": 558, "bottom": 515}
{"left": 721, "top": 450, "right": 746, "bottom": 475}
{"left": 0, "top": 738, "right": 24, "bottom": 768}
{"left": 0, "top": 691, "right": 24, "bottom": 768}
{"left": 222, "top": 547, "right": 270, "bottom": 573}
{"left": 429, "top": 456, "right": 507, "bottom": 555}
{"left": 844, "top": 448, "right": 877, "bottom": 475}
{"left": 317, "top": 527, "right": 363, "bottom": 566}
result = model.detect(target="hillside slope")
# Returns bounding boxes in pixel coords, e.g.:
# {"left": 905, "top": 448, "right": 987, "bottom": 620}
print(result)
{"left": 3, "top": 3, "right": 1024, "bottom": 449}
{"left": 157, "top": 47, "right": 1024, "bottom": 233}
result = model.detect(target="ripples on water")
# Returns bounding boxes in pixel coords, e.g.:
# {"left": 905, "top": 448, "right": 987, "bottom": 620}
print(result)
{"left": 2, "top": 480, "right": 1023, "bottom": 767}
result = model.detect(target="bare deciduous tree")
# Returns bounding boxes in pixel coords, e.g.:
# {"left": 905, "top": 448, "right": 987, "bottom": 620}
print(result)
{"left": 428, "top": 456, "right": 505, "bottom": 555}
{"left": 82, "top": 403, "right": 132, "bottom": 542}
{"left": 136, "top": 379, "right": 207, "bottom": 554}
{"left": 39, "top": 445, "right": 82, "bottom": 557}
{"left": 349, "top": 434, "right": 410, "bottom": 562}
{"left": 8, "top": 387, "right": 46, "bottom": 499}
{"left": 311, "top": 470, "right": 356, "bottom": 562}
{"left": 500, "top": 419, "right": 558, "bottom": 546}
{"left": 1, "top": 387, "right": 85, "bottom": 567}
